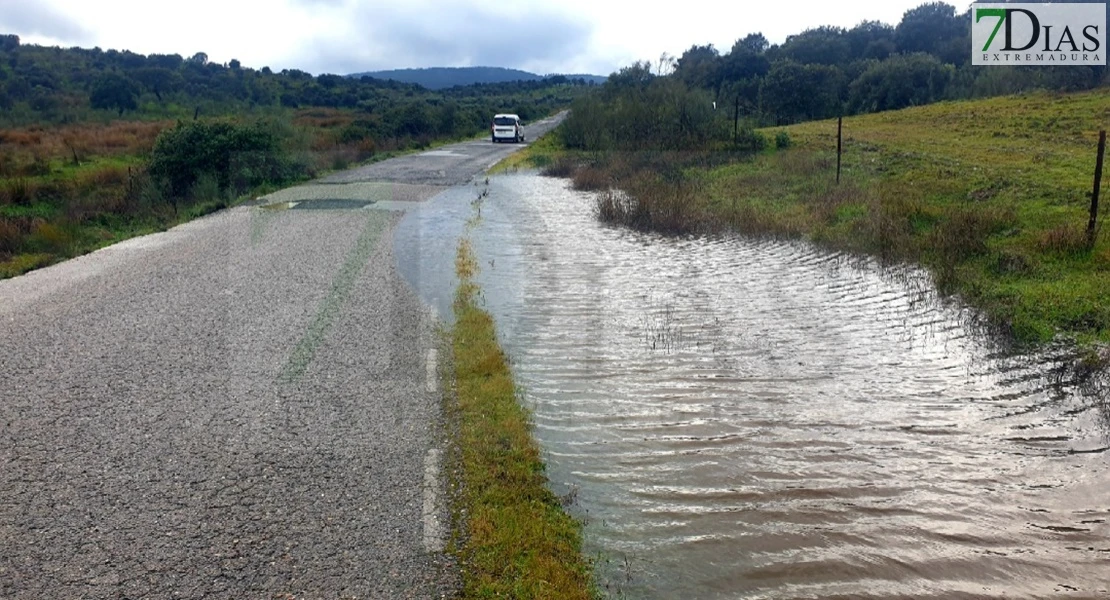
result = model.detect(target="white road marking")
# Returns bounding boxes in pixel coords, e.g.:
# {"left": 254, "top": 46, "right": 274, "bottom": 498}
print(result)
{"left": 422, "top": 448, "right": 444, "bottom": 552}
{"left": 425, "top": 348, "right": 438, "bottom": 393}
{"left": 420, "top": 150, "right": 466, "bottom": 158}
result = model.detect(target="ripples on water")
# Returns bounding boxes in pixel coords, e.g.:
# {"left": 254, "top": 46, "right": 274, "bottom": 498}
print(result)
{"left": 400, "top": 174, "right": 1110, "bottom": 599}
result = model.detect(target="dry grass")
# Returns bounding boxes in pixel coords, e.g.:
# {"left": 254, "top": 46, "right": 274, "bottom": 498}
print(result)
{"left": 596, "top": 172, "right": 706, "bottom": 234}
{"left": 1038, "top": 223, "right": 1093, "bottom": 255}
{"left": 0, "top": 218, "right": 21, "bottom": 255}
{"left": 0, "top": 120, "right": 169, "bottom": 169}
{"left": 293, "top": 108, "right": 356, "bottom": 130}
{"left": 571, "top": 165, "right": 610, "bottom": 191}
{"left": 540, "top": 155, "right": 578, "bottom": 178}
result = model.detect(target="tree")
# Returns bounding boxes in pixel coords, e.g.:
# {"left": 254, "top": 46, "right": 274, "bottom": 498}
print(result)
{"left": 0, "top": 35, "right": 19, "bottom": 53}
{"left": 846, "top": 21, "right": 896, "bottom": 61}
{"left": 148, "top": 53, "right": 183, "bottom": 70}
{"left": 606, "top": 61, "right": 654, "bottom": 92}
{"left": 133, "top": 67, "right": 181, "bottom": 102}
{"left": 724, "top": 38, "right": 771, "bottom": 80}
{"left": 849, "top": 53, "right": 954, "bottom": 113}
{"left": 895, "top": 2, "right": 965, "bottom": 58}
{"left": 188, "top": 52, "right": 208, "bottom": 65}
{"left": 720, "top": 38, "right": 771, "bottom": 112}
{"left": 762, "top": 60, "right": 846, "bottom": 124}
{"left": 229, "top": 58, "right": 241, "bottom": 70}
{"left": 89, "top": 73, "right": 139, "bottom": 116}
{"left": 778, "top": 26, "right": 851, "bottom": 66}
{"left": 674, "top": 44, "right": 722, "bottom": 93}
{"left": 735, "top": 33, "right": 769, "bottom": 55}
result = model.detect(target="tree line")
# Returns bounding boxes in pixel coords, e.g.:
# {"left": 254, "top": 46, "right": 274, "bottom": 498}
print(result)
{"left": 0, "top": 34, "right": 587, "bottom": 140}
{"left": 562, "top": 0, "right": 1107, "bottom": 152}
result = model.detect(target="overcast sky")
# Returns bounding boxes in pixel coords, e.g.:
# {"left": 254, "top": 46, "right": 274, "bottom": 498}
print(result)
{"left": 0, "top": 0, "right": 959, "bottom": 76}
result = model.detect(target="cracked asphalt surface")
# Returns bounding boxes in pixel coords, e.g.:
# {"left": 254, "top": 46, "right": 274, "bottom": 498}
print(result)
{"left": 0, "top": 113, "right": 564, "bottom": 599}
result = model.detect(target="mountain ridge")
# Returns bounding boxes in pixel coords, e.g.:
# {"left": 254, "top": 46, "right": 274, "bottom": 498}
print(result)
{"left": 347, "top": 66, "right": 607, "bottom": 89}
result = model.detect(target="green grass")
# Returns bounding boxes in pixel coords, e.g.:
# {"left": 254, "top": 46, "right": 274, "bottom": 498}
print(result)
{"left": 450, "top": 236, "right": 596, "bottom": 599}
{"left": 545, "top": 88, "right": 1110, "bottom": 347}
{"left": 488, "top": 126, "right": 564, "bottom": 174}
{"left": 746, "top": 89, "right": 1110, "bottom": 345}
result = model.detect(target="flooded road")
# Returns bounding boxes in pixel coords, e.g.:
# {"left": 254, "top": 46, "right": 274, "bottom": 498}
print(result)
{"left": 397, "top": 173, "right": 1110, "bottom": 599}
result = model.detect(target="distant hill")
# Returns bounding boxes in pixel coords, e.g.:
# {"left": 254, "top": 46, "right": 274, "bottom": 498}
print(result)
{"left": 347, "top": 66, "right": 607, "bottom": 90}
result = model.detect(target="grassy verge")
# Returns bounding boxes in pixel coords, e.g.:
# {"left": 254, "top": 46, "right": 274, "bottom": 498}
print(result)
{"left": 538, "top": 88, "right": 1110, "bottom": 348}
{"left": 487, "top": 119, "right": 566, "bottom": 175}
{"left": 450, "top": 233, "right": 595, "bottom": 599}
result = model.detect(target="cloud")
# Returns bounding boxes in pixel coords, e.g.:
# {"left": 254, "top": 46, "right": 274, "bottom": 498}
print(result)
{"left": 282, "top": 1, "right": 596, "bottom": 75}
{"left": 0, "top": 0, "right": 91, "bottom": 44}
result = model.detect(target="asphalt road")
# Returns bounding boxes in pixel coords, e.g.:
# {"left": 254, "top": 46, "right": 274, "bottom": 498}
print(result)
{"left": 320, "top": 113, "right": 565, "bottom": 186}
{"left": 0, "top": 113, "right": 563, "bottom": 599}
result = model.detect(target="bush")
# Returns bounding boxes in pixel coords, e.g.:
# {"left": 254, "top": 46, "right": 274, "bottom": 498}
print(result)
{"left": 562, "top": 77, "right": 720, "bottom": 151}
{"left": 190, "top": 173, "right": 222, "bottom": 204}
{"left": 338, "top": 119, "right": 377, "bottom": 144}
{"left": 149, "top": 120, "right": 307, "bottom": 200}
{"left": 775, "top": 131, "right": 792, "bottom": 149}
{"left": 733, "top": 128, "right": 767, "bottom": 152}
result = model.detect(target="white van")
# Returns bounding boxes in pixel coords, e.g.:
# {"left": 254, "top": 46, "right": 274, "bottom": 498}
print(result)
{"left": 491, "top": 114, "right": 524, "bottom": 143}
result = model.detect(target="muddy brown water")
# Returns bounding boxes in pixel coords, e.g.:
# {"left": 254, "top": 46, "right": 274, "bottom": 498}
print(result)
{"left": 396, "top": 173, "right": 1110, "bottom": 599}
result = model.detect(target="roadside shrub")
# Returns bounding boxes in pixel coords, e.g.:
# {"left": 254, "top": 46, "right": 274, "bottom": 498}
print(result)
{"left": 571, "top": 165, "right": 609, "bottom": 191}
{"left": 190, "top": 173, "right": 222, "bottom": 204}
{"left": 563, "top": 76, "right": 720, "bottom": 151}
{"left": 149, "top": 120, "right": 307, "bottom": 200}
{"left": 733, "top": 128, "right": 767, "bottom": 152}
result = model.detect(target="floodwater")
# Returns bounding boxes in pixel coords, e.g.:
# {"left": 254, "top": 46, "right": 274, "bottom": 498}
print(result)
{"left": 395, "top": 173, "right": 1110, "bottom": 599}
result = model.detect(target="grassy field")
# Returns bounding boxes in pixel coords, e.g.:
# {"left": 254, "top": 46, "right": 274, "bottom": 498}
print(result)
{"left": 746, "top": 89, "right": 1109, "bottom": 345}
{"left": 450, "top": 234, "right": 596, "bottom": 599}
{"left": 520, "top": 88, "right": 1110, "bottom": 348}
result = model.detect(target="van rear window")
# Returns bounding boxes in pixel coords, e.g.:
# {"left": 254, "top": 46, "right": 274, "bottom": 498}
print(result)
{"left": 493, "top": 117, "right": 517, "bottom": 126}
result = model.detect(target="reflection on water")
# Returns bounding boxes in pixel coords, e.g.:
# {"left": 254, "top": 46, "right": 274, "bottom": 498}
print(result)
{"left": 397, "top": 174, "right": 1110, "bottom": 599}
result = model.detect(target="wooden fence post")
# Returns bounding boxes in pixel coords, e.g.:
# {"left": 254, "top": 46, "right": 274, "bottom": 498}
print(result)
{"left": 733, "top": 95, "right": 740, "bottom": 142}
{"left": 1089, "top": 130, "right": 1106, "bottom": 248}
{"left": 836, "top": 116, "right": 843, "bottom": 185}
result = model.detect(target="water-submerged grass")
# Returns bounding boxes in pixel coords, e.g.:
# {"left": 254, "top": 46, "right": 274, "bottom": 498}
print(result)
{"left": 450, "top": 237, "right": 596, "bottom": 599}
{"left": 523, "top": 88, "right": 1110, "bottom": 348}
